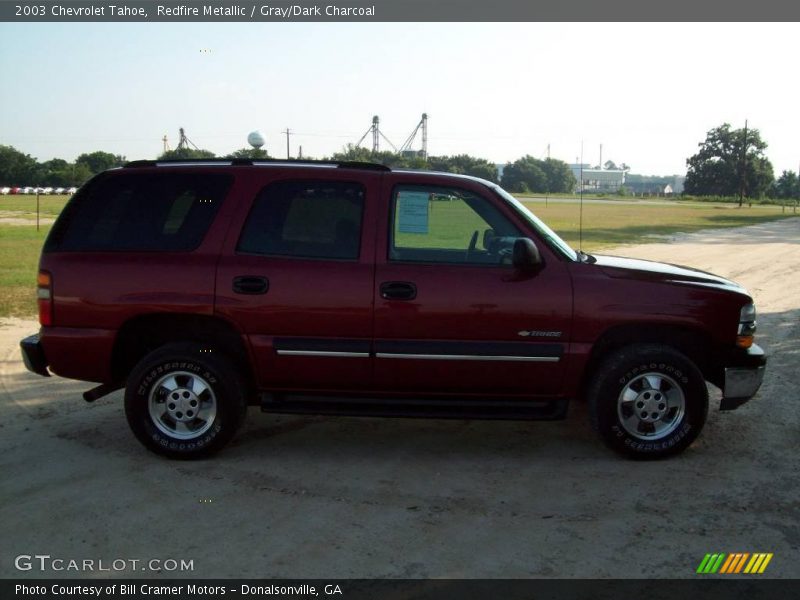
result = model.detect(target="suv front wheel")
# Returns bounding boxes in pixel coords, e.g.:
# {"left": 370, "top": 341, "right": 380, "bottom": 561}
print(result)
{"left": 124, "top": 343, "right": 247, "bottom": 458}
{"left": 588, "top": 344, "right": 709, "bottom": 459}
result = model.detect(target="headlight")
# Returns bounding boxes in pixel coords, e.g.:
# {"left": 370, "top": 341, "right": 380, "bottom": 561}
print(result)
{"left": 737, "top": 303, "right": 757, "bottom": 348}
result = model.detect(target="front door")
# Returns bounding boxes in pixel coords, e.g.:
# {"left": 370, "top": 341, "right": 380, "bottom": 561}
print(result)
{"left": 373, "top": 180, "right": 572, "bottom": 397}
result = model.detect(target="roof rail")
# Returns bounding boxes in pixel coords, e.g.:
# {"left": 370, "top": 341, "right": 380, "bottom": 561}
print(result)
{"left": 123, "top": 158, "right": 391, "bottom": 172}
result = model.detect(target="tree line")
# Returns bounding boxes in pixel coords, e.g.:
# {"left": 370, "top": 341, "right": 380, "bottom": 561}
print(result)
{"left": 0, "top": 146, "right": 126, "bottom": 187}
{"left": 0, "top": 142, "right": 578, "bottom": 194}
{"left": 3, "top": 122, "right": 798, "bottom": 200}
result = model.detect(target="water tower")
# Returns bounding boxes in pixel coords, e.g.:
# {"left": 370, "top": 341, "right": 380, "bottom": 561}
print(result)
{"left": 247, "top": 130, "right": 265, "bottom": 150}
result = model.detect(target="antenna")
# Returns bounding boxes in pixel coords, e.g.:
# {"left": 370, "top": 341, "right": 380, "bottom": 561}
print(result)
{"left": 579, "top": 140, "right": 584, "bottom": 252}
{"left": 284, "top": 128, "right": 291, "bottom": 159}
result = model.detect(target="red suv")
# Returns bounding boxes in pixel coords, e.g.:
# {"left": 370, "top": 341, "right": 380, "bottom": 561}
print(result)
{"left": 20, "top": 160, "right": 766, "bottom": 459}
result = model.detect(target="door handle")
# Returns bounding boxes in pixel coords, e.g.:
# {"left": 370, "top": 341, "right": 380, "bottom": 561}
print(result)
{"left": 232, "top": 276, "right": 269, "bottom": 295}
{"left": 380, "top": 281, "right": 417, "bottom": 301}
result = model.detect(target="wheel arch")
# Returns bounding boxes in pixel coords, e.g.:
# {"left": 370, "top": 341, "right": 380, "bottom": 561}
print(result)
{"left": 579, "top": 323, "right": 713, "bottom": 401}
{"left": 111, "top": 313, "right": 257, "bottom": 402}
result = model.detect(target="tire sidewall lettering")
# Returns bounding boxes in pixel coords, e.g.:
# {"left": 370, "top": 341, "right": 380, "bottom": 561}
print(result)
{"left": 137, "top": 360, "right": 221, "bottom": 452}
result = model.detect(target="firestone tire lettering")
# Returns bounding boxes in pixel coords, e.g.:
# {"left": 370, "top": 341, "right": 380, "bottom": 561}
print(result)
{"left": 125, "top": 343, "right": 247, "bottom": 459}
{"left": 588, "top": 344, "right": 708, "bottom": 459}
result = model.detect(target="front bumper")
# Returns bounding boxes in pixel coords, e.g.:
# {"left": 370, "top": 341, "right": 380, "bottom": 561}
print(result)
{"left": 719, "top": 343, "right": 766, "bottom": 410}
{"left": 20, "top": 333, "right": 50, "bottom": 377}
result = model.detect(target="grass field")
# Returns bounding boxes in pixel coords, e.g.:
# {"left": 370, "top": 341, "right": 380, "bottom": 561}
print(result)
{"left": 0, "top": 194, "right": 795, "bottom": 318}
{"left": 519, "top": 200, "right": 794, "bottom": 249}
{"left": 0, "top": 224, "right": 51, "bottom": 317}
{"left": 0, "top": 194, "right": 70, "bottom": 218}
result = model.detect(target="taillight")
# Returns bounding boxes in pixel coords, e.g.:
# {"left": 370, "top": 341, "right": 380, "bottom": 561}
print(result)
{"left": 37, "top": 270, "right": 53, "bottom": 327}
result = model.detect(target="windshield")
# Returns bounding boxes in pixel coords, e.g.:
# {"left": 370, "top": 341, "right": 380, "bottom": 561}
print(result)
{"left": 491, "top": 185, "right": 578, "bottom": 262}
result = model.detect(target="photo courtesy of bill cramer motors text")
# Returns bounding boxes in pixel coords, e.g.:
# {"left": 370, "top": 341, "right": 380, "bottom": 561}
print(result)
{"left": 14, "top": 583, "right": 344, "bottom": 596}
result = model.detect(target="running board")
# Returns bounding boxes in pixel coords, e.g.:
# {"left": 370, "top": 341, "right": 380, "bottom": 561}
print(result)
{"left": 259, "top": 393, "right": 568, "bottom": 420}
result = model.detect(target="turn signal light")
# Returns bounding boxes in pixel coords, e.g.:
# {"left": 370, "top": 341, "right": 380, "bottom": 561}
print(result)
{"left": 37, "top": 270, "right": 53, "bottom": 327}
{"left": 736, "top": 335, "right": 753, "bottom": 349}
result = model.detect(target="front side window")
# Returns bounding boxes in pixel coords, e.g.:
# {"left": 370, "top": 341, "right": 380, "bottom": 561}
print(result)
{"left": 390, "top": 185, "right": 522, "bottom": 265}
{"left": 238, "top": 180, "right": 365, "bottom": 260}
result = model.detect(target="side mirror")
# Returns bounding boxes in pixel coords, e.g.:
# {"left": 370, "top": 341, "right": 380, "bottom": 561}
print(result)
{"left": 512, "top": 238, "right": 541, "bottom": 270}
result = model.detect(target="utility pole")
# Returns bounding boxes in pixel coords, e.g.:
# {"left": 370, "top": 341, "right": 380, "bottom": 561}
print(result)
{"left": 284, "top": 128, "right": 291, "bottom": 160}
{"left": 738, "top": 119, "right": 748, "bottom": 208}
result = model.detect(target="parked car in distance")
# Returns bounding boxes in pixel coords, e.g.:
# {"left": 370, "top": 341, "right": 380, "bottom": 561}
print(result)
{"left": 20, "top": 159, "right": 766, "bottom": 459}
{"left": 66, "top": 186, "right": 78, "bottom": 195}
{"left": 54, "top": 187, "right": 65, "bottom": 195}
{"left": 0, "top": 187, "right": 10, "bottom": 195}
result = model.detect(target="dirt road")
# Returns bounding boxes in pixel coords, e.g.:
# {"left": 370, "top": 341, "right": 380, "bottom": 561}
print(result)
{"left": 1, "top": 218, "right": 798, "bottom": 579}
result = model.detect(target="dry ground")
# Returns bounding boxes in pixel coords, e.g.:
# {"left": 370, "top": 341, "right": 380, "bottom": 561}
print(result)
{"left": 0, "top": 218, "right": 798, "bottom": 579}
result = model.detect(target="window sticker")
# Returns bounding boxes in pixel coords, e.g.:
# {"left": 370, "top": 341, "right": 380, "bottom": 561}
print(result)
{"left": 397, "top": 191, "right": 430, "bottom": 234}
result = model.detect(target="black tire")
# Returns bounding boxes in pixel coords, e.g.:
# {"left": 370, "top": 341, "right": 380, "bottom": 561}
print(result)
{"left": 124, "top": 343, "right": 247, "bottom": 459}
{"left": 588, "top": 344, "right": 708, "bottom": 459}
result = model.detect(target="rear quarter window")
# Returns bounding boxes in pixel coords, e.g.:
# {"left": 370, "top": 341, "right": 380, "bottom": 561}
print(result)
{"left": 45, "top": 172, "right": 231, "bottom": 252}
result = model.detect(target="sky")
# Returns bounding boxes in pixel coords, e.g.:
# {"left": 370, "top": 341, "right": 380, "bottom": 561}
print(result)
{"left": 1, "top": 22, "right": 798, "bottom": 176}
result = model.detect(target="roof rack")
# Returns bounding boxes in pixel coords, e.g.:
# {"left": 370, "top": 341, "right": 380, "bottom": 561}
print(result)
{"left": 123, "top": 158, "right": 391, "bottom": 172}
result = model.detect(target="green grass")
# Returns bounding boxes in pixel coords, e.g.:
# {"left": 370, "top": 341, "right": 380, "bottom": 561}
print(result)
{"left": 0, "top": 224, "right": 51, "bottom": 318}
{"left": 0, "top": 197, "right": 795, "bottom": 318}
{"left": 0, "top": 194, "right": 70, "bottom": 217}
{"left": 521, "top": 201, "right": 795, "bottom": 250}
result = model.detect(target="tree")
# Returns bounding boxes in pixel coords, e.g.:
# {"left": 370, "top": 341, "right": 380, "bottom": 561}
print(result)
{"left": 330, "top": 144, "right": 412, "bottom": 168}
{"left": 771, "top": 170, "right": 800, "bottom": 200}
{"left": 540, "top": 158, "right": 576, "bottom": 193}
{"left": 427, "top": 154, "right": 499, "bottom": 183}
{"left": 76, "top": 151, "right": 126, "bottom": 174}
{"left": 225, "top": 147, "right": 270, "bottom": 159}
{"left": 501, "top": 155, "right": 575, "bottom": 194}
{"left": 684, "top": 123, "right": 774, "bottom": 201}
{"left": 36, "top": 159, "right": 70, "bottom": 186}
{"left": 158, "top": 148, "right": 216, "bottom": 160}
{"left": 0, "top": 145, "right": 38, "bottom": 185}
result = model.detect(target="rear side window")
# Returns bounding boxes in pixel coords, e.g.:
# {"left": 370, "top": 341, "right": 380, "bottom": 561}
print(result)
{"left": 47, "top": 172, "right": 231, "bottom": 252}
{"left": 238, "top": 180, "right": 365, "bottom": 260}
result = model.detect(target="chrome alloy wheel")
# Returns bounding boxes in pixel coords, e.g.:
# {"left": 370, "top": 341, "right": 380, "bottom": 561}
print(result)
{"left": 617, "top": 372, "right": 686, "bottom": 440}
{"left": 148, "top": 371, "right": 217, "bottom": 440}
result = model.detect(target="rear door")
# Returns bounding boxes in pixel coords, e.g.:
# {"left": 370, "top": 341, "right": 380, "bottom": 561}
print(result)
{"left": 373, "top": 175, "right": 573, "bottom": 397}
{"left": 215, "top": 169, "right": 380, "bottom": 392}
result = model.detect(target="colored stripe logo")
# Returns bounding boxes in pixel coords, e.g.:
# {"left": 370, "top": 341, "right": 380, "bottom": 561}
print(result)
{"left": 696, "top": 553, "right": 773, "bottom": 574}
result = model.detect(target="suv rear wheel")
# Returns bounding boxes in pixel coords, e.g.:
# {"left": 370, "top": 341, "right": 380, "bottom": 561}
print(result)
{"left": 588, "top": 344, "right": 708, "bottom": 459}
{"left": 124, "top": 343, "right": 247, "bottom": 458}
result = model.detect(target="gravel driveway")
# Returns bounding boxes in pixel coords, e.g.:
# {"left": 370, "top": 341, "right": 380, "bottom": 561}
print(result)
{"left": 1, "top": 218, "right": 798, "bottom": 579}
